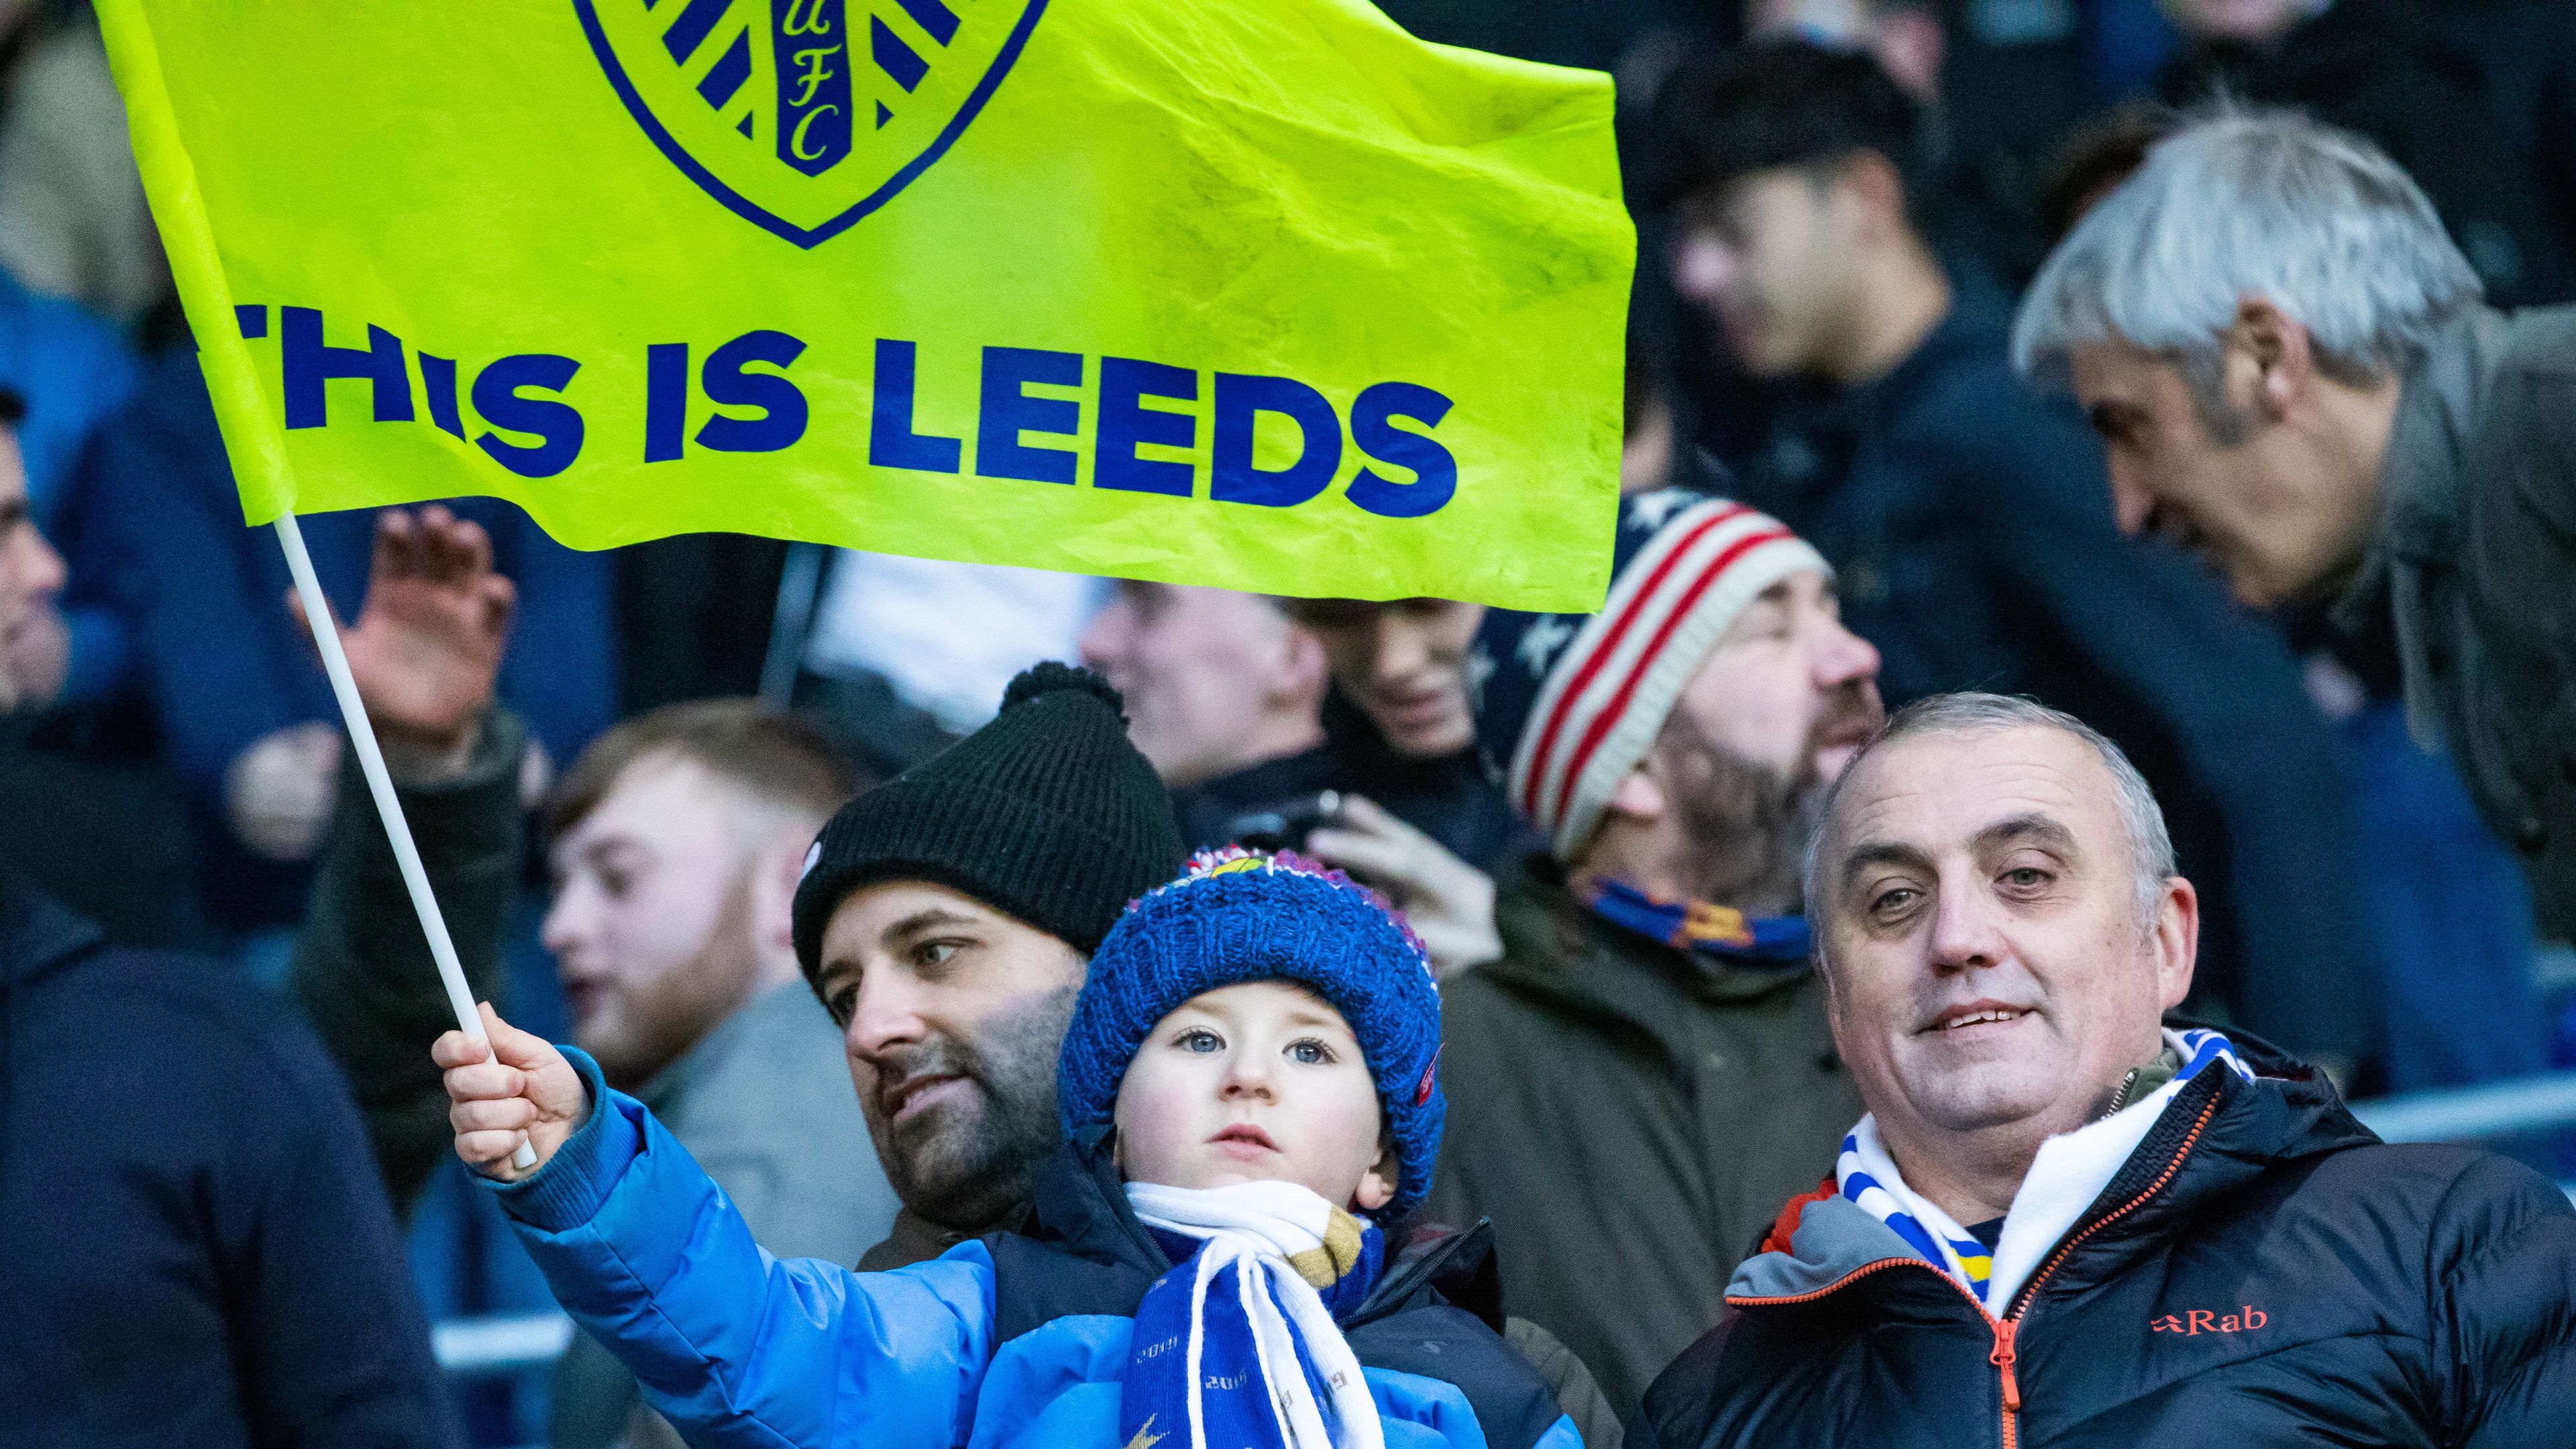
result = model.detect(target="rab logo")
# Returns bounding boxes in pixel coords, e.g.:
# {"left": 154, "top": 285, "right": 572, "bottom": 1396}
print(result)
{"left": 573, "top": 0, "right": 1048, "bottom": 247}
{"left": 2151, "top": 1306, "right": 2267, "bottom": 1336}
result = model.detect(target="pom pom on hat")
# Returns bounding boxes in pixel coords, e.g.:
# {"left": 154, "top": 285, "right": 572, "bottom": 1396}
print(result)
{"left": 790, "top": 663, "right": 1183, "bottom": 971}
{"left": 1001, "top": 659, "right": 1128, "bottom": 718}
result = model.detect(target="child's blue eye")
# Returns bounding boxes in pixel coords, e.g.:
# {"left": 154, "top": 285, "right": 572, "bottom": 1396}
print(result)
{"left": 1179, "top": 1028, "right": 1223, "bottom": 1053}
{"left": 1287, "top": 1039, "right": 1334, "bottom": 1065}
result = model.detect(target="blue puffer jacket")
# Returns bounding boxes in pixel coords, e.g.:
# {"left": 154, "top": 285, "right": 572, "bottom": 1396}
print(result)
{"left": 491, "top": 1050, "right": 1580, "bottom": 1449}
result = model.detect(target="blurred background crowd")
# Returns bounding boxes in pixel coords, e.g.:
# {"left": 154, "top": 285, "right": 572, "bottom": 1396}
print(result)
{"left": 1, "top": 0, "right": 2573, "bottom": 1444}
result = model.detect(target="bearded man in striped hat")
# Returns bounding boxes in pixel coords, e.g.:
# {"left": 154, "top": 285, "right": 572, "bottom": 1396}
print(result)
{"left": 1429, "top": 488, "right": 1882, "bottom": 1421}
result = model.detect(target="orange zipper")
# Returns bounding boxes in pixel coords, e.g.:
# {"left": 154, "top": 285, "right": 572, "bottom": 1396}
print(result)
{"left": 2001, "top": 1091, "right": 2222, "bottom": 1320}
{"left": 1990, "top": 1088, "right": 2224, "bottom": 1448}
{"left": 1733, "top": 1258, "right": 2016, "bottom": 1441}
{"left": 1727, "top": 1084, "right": 2227, "bottom": 1449}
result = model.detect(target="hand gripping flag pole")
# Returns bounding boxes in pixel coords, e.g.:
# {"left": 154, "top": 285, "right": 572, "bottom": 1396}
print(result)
{"left": 275, "top": 512, "right": 539, "bottom": 1172}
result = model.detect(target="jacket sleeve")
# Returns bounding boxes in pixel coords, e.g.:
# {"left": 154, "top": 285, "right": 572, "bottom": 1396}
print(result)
{"left": 1949, "top": 390, "right": 2373, "bottom": 1060}
{"left": 488, "top": 1050, "right": 996, "bottom": 1449}
{"left": 2467, "top": 318, "right": 2576, "bottom": 939}
{"left": 1504, "top": 1318, "right": 1624, "bottom": 1449}
{"left": 2436, "top": 1155, "right": 2576, "bottom": 1446}
{"left": 286, "top": 705, "right": 526, "bottom": 1215}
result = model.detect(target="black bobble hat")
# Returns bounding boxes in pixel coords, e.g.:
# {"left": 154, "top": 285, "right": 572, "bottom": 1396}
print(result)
{"left": 792, "top": 661, "right": 1187, "bottom": 975}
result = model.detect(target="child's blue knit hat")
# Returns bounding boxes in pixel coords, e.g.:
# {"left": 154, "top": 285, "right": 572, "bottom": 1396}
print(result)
{"left": 1059, "top": 849, "right": 1446, "bottom": 1218}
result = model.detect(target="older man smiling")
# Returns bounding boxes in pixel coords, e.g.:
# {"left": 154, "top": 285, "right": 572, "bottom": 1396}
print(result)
{"left": 1640, "top": 692, "right": 2576, "bottom": 1448}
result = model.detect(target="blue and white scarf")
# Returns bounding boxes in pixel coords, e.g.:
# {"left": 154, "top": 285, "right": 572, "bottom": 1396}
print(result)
{"left": 1121, "top": 1181, "right": 1387, "bottom": 1449}
{"left": 1837, "top": 1027, "right": 2253, "bottom": 1307}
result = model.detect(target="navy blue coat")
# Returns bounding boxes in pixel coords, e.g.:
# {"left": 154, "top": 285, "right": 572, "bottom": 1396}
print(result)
{"left": 0, "top": 866, "right": 457, "bottom": 1448}
{"left": 1741, "top": 307, "right": 2373, "bottom": 1061}
{"left": 1638, "top": 1035, "right": 2576, "bottom": 1448}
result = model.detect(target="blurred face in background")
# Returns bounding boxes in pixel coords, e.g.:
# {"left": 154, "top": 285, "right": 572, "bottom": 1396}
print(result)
{"left": 1080, "top": 582, "right": 1326, "bottom": 790}
{"left": 543, "top": 753, "right": 807, "bottom": 1088}
{"left": 1674, "top": 166, "right": 1865, "bottom": 379}
{"left": 1285, "top": 597, "right": 1486, "bottom": 757}
{"left": 2069, "top": 336, "right": 2382, "bottom": 609}
{"left": 0, "top": 429, "right": 68, "bottom": 716}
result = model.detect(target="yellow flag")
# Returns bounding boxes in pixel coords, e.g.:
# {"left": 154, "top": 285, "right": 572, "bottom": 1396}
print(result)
{"left": 99, "top": 0, "right": 1630, "bottom": 609}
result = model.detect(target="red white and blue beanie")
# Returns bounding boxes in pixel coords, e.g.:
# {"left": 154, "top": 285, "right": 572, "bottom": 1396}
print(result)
{"left": 1469, "top": 488, "right": 1830, "bottom": 859}
{"left": 1059, "top": 849, "right": 1446, "bottom": 1218}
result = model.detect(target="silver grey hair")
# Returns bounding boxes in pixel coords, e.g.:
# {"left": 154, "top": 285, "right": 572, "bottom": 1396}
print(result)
{"left": 2010, "top": 107, "right": 2480, "bottom": 409}
{"left": 1803, "top": 693, "right": 2179, "bottom": 969}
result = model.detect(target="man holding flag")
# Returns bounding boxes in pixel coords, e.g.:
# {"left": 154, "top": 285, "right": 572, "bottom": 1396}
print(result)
{"left": 71, "top": 1, "right": 1639, "bottom": 1440}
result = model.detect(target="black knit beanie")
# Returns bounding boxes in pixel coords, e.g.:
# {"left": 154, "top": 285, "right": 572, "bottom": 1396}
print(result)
{"left": 791, "top": 662, "right": 1187, "bottom": 976}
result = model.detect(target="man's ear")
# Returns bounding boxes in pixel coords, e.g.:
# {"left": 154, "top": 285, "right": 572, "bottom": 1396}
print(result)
{"left": 1603, "top": 766, "right": 1667, "bottom": 826}
{"left": 1272, "top": 617, "right": 1331, "bottom": 715}
{"left": 1835, "top": 150, "right": 1910, "bottom": 246}
{"left": 2151, "top": 874, "right": 2198, "bottom": 1013}
{"left": 1352, "top": 1140, "right": 1400, "bottom": 1214}
{"left": 755, "top": 830, "right": 814, "bottom": 953}
{"left": 2230, "top": 297, "right": 2314, "bottom": 423}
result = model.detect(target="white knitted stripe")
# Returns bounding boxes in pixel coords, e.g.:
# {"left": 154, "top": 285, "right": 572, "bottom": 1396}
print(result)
{"left": 1507, "top": 501, "right": 1752, "bottom": 831}
{"left": 1519, "top": 507, "right": 1807, "bottom": 835}
{"left": 1549, "top": 531, "right": 1829, "bottom": 857}
{"left": 1531, "top": 511, "right": 1776, "bottom": 832}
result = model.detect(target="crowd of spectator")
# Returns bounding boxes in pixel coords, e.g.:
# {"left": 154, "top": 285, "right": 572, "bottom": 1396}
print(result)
{"left": 3, "top": 0, "right": 2575, "bottom": 1445}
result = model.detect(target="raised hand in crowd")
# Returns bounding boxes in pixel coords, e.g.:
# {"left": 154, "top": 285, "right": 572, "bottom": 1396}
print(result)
{"left": 437, "top": 1002, "right": 588, "bottom": 1181}
{"left": 1306, "top": 792, "right": 1501, "bottom": 977}
{"left": 229, "top": 506, "right": 521, "bottom": 858}
{"left": 322, "top": 504, "right": 517, "bottom": 781}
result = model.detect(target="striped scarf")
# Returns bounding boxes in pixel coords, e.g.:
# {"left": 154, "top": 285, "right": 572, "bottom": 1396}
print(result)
{"left": 1837, "top": 1027, "right": 2253, "bottom": 1305}
{"left": 1121, "top": 1181, "right": 1387, "bottom": 1449}
{"left": 1582, "top": 879, "right": 1813, "bottom": 963}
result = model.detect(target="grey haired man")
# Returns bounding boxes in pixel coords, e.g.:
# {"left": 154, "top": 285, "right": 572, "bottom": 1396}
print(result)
{"left": 2013, "top": 108, "right": 2576, "bottom": 941}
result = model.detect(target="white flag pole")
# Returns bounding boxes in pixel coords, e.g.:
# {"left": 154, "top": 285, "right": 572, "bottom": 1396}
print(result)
{"left": 276, "top": 511, "right": 538, "bottom": 1172}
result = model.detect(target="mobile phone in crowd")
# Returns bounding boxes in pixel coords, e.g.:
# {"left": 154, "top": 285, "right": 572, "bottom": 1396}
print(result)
{"left": 1215, "top": 790, "right": 1344, "bottom": 854}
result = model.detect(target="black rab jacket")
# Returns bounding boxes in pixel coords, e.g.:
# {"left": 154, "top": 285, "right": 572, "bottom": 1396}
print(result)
{"left": 1637, "top": 1035, "right": 2576, "bottom": 1448}
{"left": 985, "top": 1126, "right": 1579, "bottom": 1449}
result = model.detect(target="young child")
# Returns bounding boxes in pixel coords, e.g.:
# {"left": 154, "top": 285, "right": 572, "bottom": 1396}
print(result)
{"left": 441, "top": 849, "right": 1578, "bottom": 1449}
